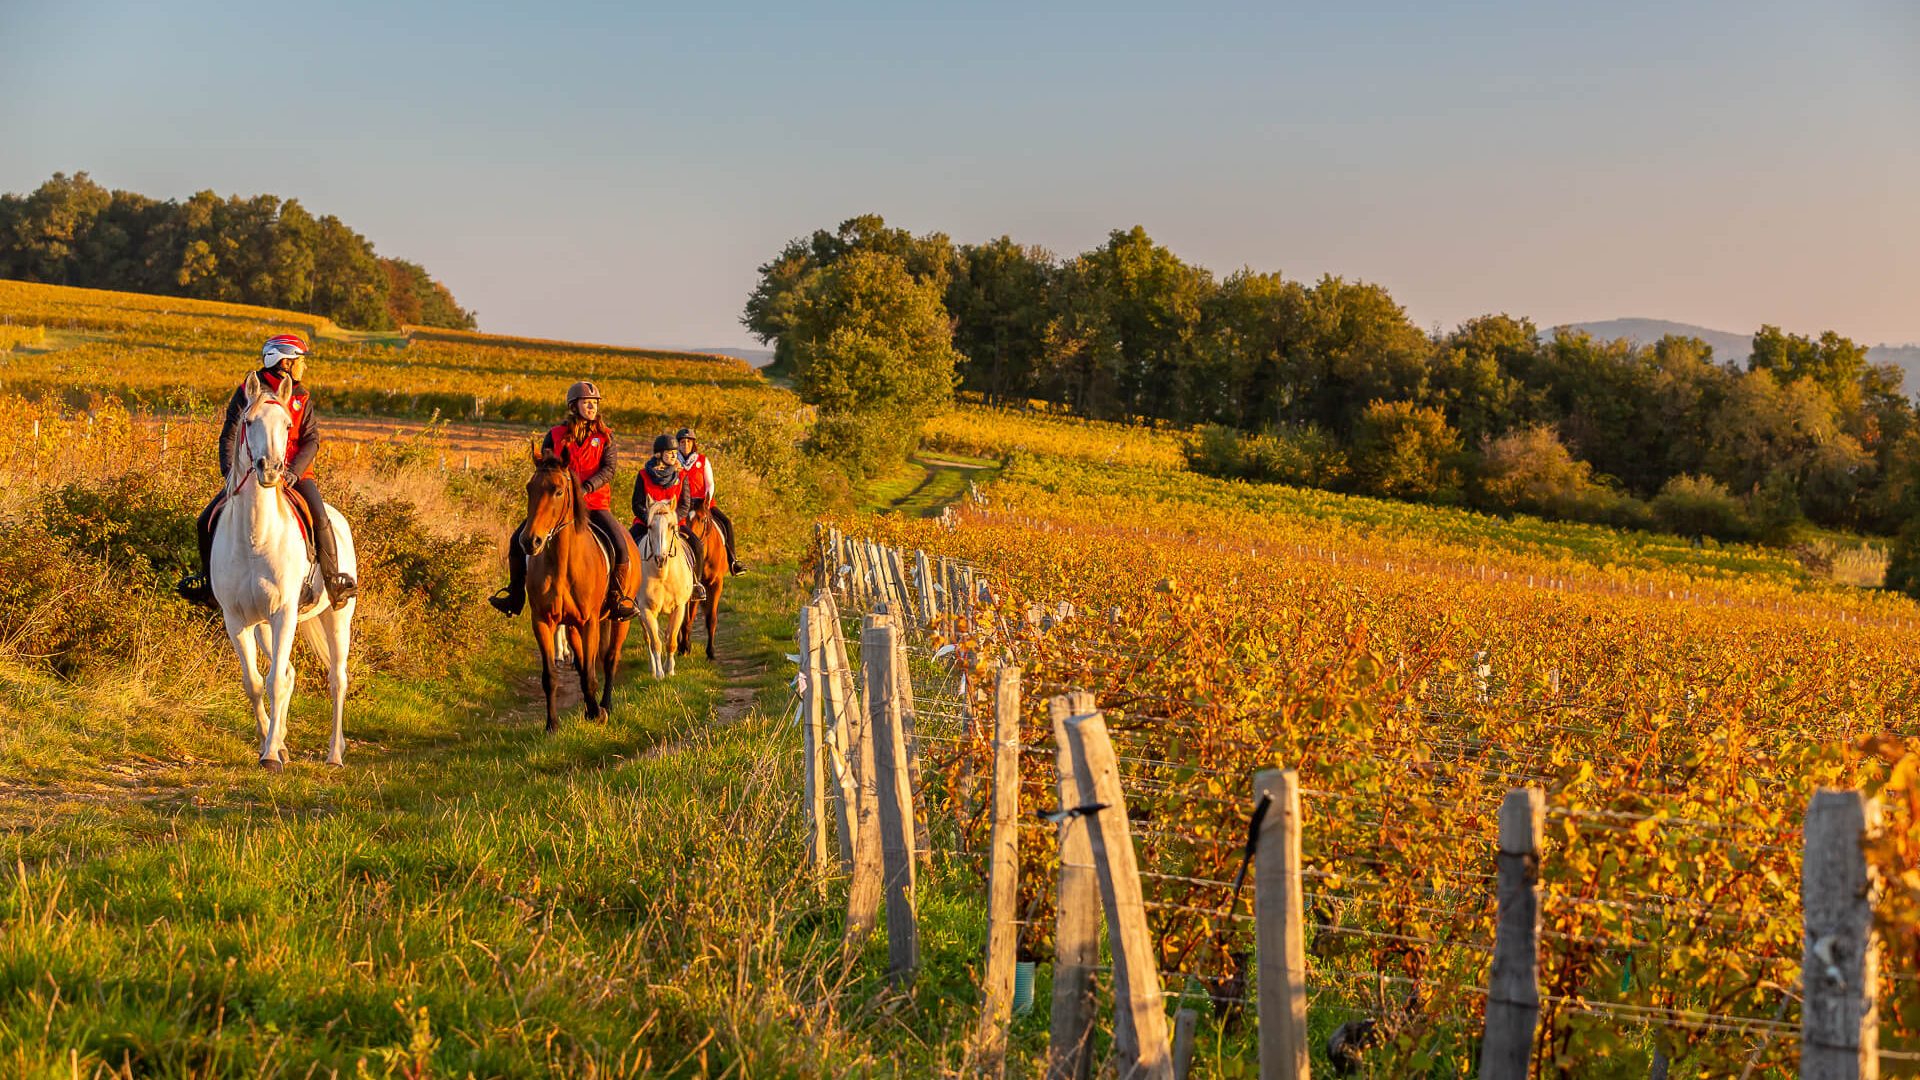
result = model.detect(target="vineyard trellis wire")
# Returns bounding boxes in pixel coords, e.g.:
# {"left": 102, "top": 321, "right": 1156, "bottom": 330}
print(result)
{"left": 795, "top": 521, "right": 1919, "bottom": 1078}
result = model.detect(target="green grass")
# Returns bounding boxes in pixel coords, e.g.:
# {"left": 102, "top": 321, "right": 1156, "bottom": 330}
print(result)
{"left": 0, "top": 564, "right": 1010, "bottom": 1077}
{"left": 857, "top": 451, "right": 1001, "bottom": 519}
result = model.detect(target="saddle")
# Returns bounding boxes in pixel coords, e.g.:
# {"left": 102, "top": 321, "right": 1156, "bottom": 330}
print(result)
{"left": 209, "top": 486, "right": 324, "bottom": 608}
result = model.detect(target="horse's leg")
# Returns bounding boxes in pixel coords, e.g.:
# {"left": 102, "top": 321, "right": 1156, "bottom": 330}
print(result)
{"left": 705, "top": 580, "right": 721, "bottom": 661}
{"left": 677, "top": 596, "right": 692, "bottom": 657}
{"left": 302, "top": 610, "right": 351, "bottom": 766}
{"left": 665, "top": 597, "right": 686, "bottom": 678}
{"left": 535, "top": 617, "right": 561, "bottom": 734}
{"left": 576, "top": 619, "right": 603, "bottom": 721}
{"left": 601, "top": 619, "right": 625, "bottom": 715}
{"left": 226, "top": 615, "right": 268, "bottom": 755}
{"left": 262, "top": 606, "right": 299, "bottom": 769}
{"left": 649, "top": 609, "right": 668, "bottom": 680}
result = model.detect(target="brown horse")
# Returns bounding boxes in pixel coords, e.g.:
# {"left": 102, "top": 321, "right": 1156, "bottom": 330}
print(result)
{"left": 678, "top": 498, "right": 730, "bottom": 660}
{"left": 521, "top": 441, "right": 638, "bottom": 732}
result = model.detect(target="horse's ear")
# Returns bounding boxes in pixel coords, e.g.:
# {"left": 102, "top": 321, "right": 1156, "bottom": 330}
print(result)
{"left": 528, "top": 436, "right": 543, "bottom": 464}
{"left": 244, "top": 371, "right": 264, "bottom": 407}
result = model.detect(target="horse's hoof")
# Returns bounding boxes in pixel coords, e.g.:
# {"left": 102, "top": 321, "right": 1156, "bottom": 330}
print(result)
{"left": 706, "top": 647, "right": 715, "bottom": 660}
{"left": 326, "top": 756, "right": 344, "bottom": 768}
{"left": 259, "top": 757, "right": 284, "bottom": 772}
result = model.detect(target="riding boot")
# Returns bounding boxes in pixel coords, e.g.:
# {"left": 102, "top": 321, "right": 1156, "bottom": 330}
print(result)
{"left": 176, "top": 495, "right": 221, "bottom": 608}
{"left": 307, "top": 496, "right": 357, "bottom": 604}
{"left": 607, "top": 554, "right": 638, "bottom": 621}
{"left": 680, "top": 526, "right": 709, "bottom": 602}
{"left": 714, "top": 507, "right": 745, "bottom": 575}
{"left": 490, "top": 526, "right": 528, "bottom": 616}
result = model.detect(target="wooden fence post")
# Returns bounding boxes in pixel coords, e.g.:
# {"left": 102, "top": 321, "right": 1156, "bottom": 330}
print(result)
{"left": 974, "top": 666, "right": 1023, "bottom": 1074}
{"left": 889, "top": 623, "right": 934, "bottom": 866}
{"left": 865, "top": 620, "right": 919, "bottom": 984}
{"left": 1064, "top": 707, "right": 1173, "bottom": 1080}
{"left": 815, "top": 590, "right": 858, "bottom": 876}
{"left": 801, "top": 603, "right": 829, "bottom": 883}
{"left": 917, "top": 548, "right": 938, "bottom": 626}
{"left": 887, "top": 546, "right": 915, "bottom": 625}
{"left": 1048, "top": 692, "right": 1100, "bottom": 1080}
{"left": 1803, "top": 788, "right": 1879, "bottom": 1080}
{"left": 1478, "top": 787, "right": 1544, "bottom": 1080}
{"left": 1254, "top": 769, "right": 1308, "bottom": 1080}
{"left": 1172, "top": 1008, "right": 1199, "bottom": 1080}
{"left": 844, "top": 613, "right": 887, "bottom": 942}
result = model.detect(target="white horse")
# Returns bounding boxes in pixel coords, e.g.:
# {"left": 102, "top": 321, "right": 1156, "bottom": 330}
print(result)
{"left": 212, "top": 371, "right": 358, "bottom": 769}
{"left": 634, "top": 499, "right": 695, "bottom": 680}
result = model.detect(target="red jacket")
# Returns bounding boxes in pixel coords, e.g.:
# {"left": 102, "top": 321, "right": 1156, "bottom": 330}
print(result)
{"left": 545, "top": 423, "right": 615, "bottom": 511}
{"left": 221, "top": 368, "right": 317, "bottom": 480}
{"left": 680, "top": 450, "right": 713, "bottom": 504}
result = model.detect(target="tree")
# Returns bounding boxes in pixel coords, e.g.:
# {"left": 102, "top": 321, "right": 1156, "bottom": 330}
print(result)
{"left": 743, "top": 214, "right": 953, "bottom": 371}
{"left": 1749, "top": 325, "right": 1868, "bottom": 406}
{"left": 787, "top": 250, "right": 959, "bottom": 474}
{"left": 0, "top": 173, "right": 471, "bottom": 331}
{"left": 947, "top": 237, "right": 1055, "bottom": 403}
{"left": 1351, "top": 400, "right": 1462, "bottom": 500}
{"left": 0, "top": 172, "right": 111, "bottom": 284}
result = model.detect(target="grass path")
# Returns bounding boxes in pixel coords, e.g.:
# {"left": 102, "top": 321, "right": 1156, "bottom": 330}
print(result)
{"left": 859, "top": 450, "right": 1000, "bottom": 518}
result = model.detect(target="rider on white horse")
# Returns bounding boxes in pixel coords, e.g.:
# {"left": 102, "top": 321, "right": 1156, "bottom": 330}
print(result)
{"left": 178, "top": 333, "right": 357, "bottom": 607}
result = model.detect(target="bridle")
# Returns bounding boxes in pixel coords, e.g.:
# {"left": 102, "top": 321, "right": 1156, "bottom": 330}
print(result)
{"left": 642, "top": 502, "right": 678, "bottom": 566}
{"left": 231, "top": 398, "right": 291, "bottom": 498}
{"left": 530, "top": 462, "right": 576, "bottom": 553}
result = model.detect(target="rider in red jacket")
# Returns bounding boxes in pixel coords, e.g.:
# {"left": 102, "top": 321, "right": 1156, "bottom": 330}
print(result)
{"left": 488, "top": 381, "right": 637, "bottom": 620}
{"left": 177, "top": 333, "right": 357, "bottom": 607}
{"left": 676, "top": 427, "right": 744, "bottom": 575}
{"left": 633, "top": 433, "right": 707, "bottom": 601}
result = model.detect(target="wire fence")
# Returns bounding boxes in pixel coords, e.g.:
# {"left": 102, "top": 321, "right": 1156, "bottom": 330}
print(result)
{"left": 807, "top": 527, "right": 1920, "bottom": 1076}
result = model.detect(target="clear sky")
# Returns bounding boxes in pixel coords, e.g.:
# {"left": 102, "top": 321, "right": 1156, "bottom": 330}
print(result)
{"left": 4, "top": 0, "right": 1916, "bottom": 348}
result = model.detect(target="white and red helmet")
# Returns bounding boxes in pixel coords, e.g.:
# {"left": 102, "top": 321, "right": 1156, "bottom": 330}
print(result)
{"left": 261, "top": 333, "right": 309, "bottom": 368}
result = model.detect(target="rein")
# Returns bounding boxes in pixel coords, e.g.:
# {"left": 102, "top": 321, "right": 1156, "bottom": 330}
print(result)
{"left": 230, "top": 400, "right": 292, "bottom": 499}
{"left": 532, "top": 462, "right": 578, "bottom": 551}
{"left": 642, "top": 506, "right": 678, "bottom": 565}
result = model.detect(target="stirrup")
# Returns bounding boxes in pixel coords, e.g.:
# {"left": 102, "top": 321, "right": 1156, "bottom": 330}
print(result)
{"left": 610, "top": 593, "right": 638, "bottom": 622}
{"left": 176, "top": 574, "right": 216, "bottom": 608}
{"left": 326, "top": 573, "right": 358, "bottom": 603}
{"left": 691, "top": 582, "right": 709, "bottom": 602}
{"left": 488, "top": 587, "right": 524, "bottom": 617}
{"left": 729, "top": 560, "right": 746, "bottom": 575}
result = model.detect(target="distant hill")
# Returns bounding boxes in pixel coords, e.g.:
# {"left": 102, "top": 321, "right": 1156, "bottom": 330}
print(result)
{"left": 1563, "top": 318, "right": 1920, "bottom": 392}
{"left": 666, "top": 346, "right": 775, "bottom": 368}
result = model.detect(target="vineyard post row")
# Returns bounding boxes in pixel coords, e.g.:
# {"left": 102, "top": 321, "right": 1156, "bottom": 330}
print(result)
{"left": 800, "top": 526, "right": 1888, "bottom": 1079}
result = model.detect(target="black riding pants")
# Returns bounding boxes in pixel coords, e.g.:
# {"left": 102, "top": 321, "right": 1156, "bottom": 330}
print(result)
{"left": 710, "top": 505, "right": 738, "bottom": 562}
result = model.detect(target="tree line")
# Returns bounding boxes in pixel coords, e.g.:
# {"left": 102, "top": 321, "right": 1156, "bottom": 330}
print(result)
{"left": 746, "top": 215, "right": 1920, "bottom": 556}
{"left": 0, "top": 172, "right": 475, "bottom": 331}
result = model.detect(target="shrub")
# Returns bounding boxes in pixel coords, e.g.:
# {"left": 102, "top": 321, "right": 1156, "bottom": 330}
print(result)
{"left": 1651, "top": 474, "right": 1753, "bottom": 541}
{"left": 40, "top": 474, "right": 201, "bottom": 587}
{"left": 1351, "top": 401, "right": 1462, "bottom": 500}
{"left": 1239, "top": 426, "right": 1349, "bottom": 488}
{"left": 1885, "top": 522, "right": 1920, "bottom": 597}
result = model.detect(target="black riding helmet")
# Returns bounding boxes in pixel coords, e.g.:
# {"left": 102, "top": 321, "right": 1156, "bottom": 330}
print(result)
{"left": 676, "top": 427, "right": 696, "bottom": 444}
{"left": 652, "top": 433, "right": 675, "bottom": 454}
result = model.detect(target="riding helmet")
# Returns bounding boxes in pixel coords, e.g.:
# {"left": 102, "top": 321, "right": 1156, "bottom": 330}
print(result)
{"left": 653, "top": 433, "right": 675, "bottom": 453}
{"left": 566, "top": 380, "right": 602, "bottom": 406}
{"left": 676, "top": 426, "right": 696, "bottom": 442}
{"left": 261, "top": 333, "right": 308, "bottom": 368}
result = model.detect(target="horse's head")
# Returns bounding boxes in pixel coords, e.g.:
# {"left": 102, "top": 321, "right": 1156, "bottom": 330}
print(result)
{"left": 525, "top": 438, "right": 576, "bottom": 556}
{"left": 240, "top": 371, "right": 293, "bottom": 490}
{"left": 644, "top": 499, "right": 677, "bottom": 564}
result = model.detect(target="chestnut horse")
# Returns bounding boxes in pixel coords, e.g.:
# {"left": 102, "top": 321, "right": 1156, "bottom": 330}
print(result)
{"left": 678, "top": 498, "right": 729, "bottom": 660}
{"left": 521, "top": 441, "right": 638, "bottom": 731}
